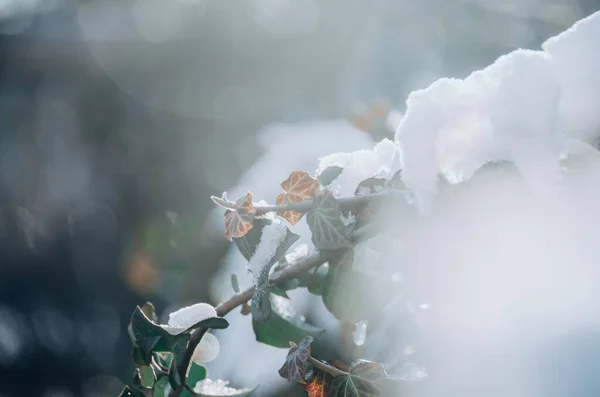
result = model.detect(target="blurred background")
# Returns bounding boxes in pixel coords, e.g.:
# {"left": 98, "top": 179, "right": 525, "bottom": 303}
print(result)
{"left": 1, "top": 0, "right": 600, "bottom": 396}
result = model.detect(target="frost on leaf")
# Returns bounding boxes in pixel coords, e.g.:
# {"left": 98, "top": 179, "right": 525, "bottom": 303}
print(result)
{"left": 278, "top": 336, "right": 314, "bottom": 384}
{"left": 224, "top": 193, "right": 256, "bottom": 241}
{"left": 302, "top": 368, "right": 332, "bottom": 397}
{"left": 276, "top": 171, "right": 320, "bottom": 225}
{"left": 307, "top": 190, "right": 351, "bottom": 250}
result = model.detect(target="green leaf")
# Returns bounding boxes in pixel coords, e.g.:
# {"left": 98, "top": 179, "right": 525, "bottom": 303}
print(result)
{"left": 181, "top": 363, "right": 208, "bottom": 397}
{"left": 297, "top": 264, "right": 329, "bottom": 296}
{"left": 118, "top": 385, "right": 146, "bottom": 397}
{"left": 329, "top": 373, "right": 382, "bottom": 397}
{"left": 252, "top": 294, "right": 324, "bottom": 348}
{"left": 152, "top": 351, "right": 173, "bottom": 373}
{"left": 233, "top": 218, "right": 272, "bottom": 261}
{"left": 194, "top": 381, "right": 258, "bottom": 397}
{"left": 239, "top": 219, "right": 299, "bottom": 322}
{"left": 278, "top": 336, "right": 314, "bottom": 383}
{"left": 139, "top": 365, "right": 156, "bottom": 388}
{"left": 350, "top": 360, "right": 387, "bottom": 381}
{"left": 307, "top": 190, "right": 352, "bottom": 250}
{"left": 231, "top": 273, "right": 240, "bottom": 293}
{"left": 323, "top": 268, "right": 400, "bottom": 323}
{"left": 318, "top": 166, "right": 344, "bottom": 186}
{"left": 141, "top": 302, "right": 159, "bottom": 322}
{"left": 153, "top": 377, "right": 170, "bottom": 397}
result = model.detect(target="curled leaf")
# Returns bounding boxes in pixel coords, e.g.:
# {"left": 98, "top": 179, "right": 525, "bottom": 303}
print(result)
{"left": 278, "top": 336, "right": 314, "bottom": 383}
{"left": 224, "top": 193, "right": 256, "bottom": 241}
{"left": 276, "top": 193, "right": 303, "bottom": 225}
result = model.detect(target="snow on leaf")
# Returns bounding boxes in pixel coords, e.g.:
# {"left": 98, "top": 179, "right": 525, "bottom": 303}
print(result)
{"left": 193, "top": 379, "right": 258, "bottom": 397}
{"left": 278, "top": 336, "right": 314, "bottom": 384}
{"left": 162, "top": 303, "right": 218, "bottom": 335}
{"left": 302, "top": 368, "right": 332, "bottom": 397}
{"left": 306, "top": 190, "right": 351, "bottom": 250}
{"left": 318, "top": 166, "right": 344, "bottom": 187}
{"left": 224, "top": 193, "right": 256, "bottom": 241}
{"left": 349, "top": 360, "right": 386, "bottom": 381}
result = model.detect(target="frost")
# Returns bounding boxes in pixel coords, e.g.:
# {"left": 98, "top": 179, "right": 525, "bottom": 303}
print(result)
{"left": 193, "top": 379, "right": 252, "bottom": 396}
{"left": 247, "top": 219, "right": 289, "bottom": 277}
{"left": 160, "top": 303, "right": 217, "bottom": 335}
{"left": 317, "top": 138, "right": 401, "bottom": 196}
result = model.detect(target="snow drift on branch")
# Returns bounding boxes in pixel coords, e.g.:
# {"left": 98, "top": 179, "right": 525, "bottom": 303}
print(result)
{"left": 395, "top": 10, "right": 600, "bottom": 211}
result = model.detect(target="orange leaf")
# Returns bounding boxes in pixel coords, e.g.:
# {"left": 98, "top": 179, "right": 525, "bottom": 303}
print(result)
{"left": 281, "top": 171, "right": 319, "bottom": 203}
{"left": 276, "top": 171, "right": 319, "bottom": 225}
{"left": 224, "top": 192, "right": 256, "bottom": 240}
{"left": 302, "top": 368, "right": 331, "bottom": 397}
{"left": 276, "top": 193, "right": 303, "bottom": 226}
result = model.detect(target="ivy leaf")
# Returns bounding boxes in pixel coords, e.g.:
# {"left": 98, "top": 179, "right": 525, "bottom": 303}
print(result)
{"left": 297, "top": 264, "right": 329, "bottom": 296}
{"left": 354, "top": 177, "right": 388, "bottom": 196}
{"left": 328, "top": 373, "right": 382, "bottom": 397}
{"left": 278, "top": 336, "right": 314, "bottom": 383}
{"left": 253, "top": 294, "right": 324, "bottom": 348}
{"left": 233, "top": 218, "right": 300, "bottom": 322}
{"left": 302, "top": 367, "right": 332, "bottom": 397}
{"left": 141, "top": 301, "right": 159, "bottom": 323}
{"left": 118, "top": 386, "right": 146, "bottom": 397}
{"left": 307, "top": 190, "right": 351, "bottom": 250}
{"left": 138, "top": 365, "right": 156, "bottom": 388}
{"left": 224, "top": 193, "right": 256, "bottom": 241}
{"left": 276, "top": 171, "right": 320, "bottom": 225}
{"left": 323, "top": 268, "right": 400, "bottom": 323}
{"left": 318, "top": 166, "right": 344, "bottom": 186}
{"left": 181, "top": 362, "right": 208, "bottom": 396}
{"left": 350, "top": 360, "right": 386, "bottom": 381}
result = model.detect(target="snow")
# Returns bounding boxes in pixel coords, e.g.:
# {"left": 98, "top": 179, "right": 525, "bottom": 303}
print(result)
{"left": 395, "top": 10, "right": 600, "bottom": 211}
{"left": 247, "top": 219, "right": 288, "bottom": 276}
{"left": 160, "top": 303, "right": 217, "bottom": 335}
{"left": 317, "top": 138, "right": 401, "bottom": 196}
{"left": 193, "top": 379, "right": 252, "bottom": 396}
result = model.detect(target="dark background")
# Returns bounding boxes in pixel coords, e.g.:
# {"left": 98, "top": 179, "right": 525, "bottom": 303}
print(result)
{"left": 0, "top": 0, "right": 599, "bottom": 395}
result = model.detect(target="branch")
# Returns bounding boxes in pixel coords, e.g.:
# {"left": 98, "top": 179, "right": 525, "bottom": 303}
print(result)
{"left": 307, "top": 356, "right": 349, "bottom": 378}
{"left": 211, "top": 189, "right": 407, "bottom": 216}
{"left": 167, "top": 216, "right": 378, "bottom": 397}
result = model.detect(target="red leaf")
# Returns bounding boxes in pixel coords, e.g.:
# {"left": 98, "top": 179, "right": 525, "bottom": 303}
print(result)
{"left": 302, "top": 368, "right": 331, "bottom": 397}
{"left": 224, "top": 193, "right": 256, "bottom": 240}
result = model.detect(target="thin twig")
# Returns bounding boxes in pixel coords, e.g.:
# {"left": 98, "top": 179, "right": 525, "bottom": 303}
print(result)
{"left": 211, "top": 190, "right": 407, "bottom": 215}
{"left": 307, "top": 356, "right": 349, "bottom": 378}
{"left": 169, "top": 216, "right": 378, "bottom": 396}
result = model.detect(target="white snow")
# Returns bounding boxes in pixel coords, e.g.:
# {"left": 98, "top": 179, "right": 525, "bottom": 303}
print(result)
{"left": 160, "top": 303, "right": 217, "bottom": 335}
{"left": 395, "top": 10, "right": 600, "bottom": 211}
{"left": 247, "top": 219, "right": 289, "bottom": 276}
{"left": 317, "top": 138, "right": 401, "bottom": 196}
{"left": 193, "top": 379, "right": 252, "bottom": 396}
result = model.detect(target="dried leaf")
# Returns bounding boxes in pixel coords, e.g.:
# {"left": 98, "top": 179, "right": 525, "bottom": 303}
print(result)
{"left": 276, "top": 171, "right": 319, "bottom": 225}
{"left": 278, "top": 336, "right": 314, "bottom": 384}
{"left": 281, "top": 171, "right": 320, "bottom": 202}
{"left": 276, "top": 193, "right": 303, "bottom": 225}
{"left": 302, "top": 368, "right": 332, "bottom": 397}
{"left": 224, "top": 193, "right": 256, "bottom": 241}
